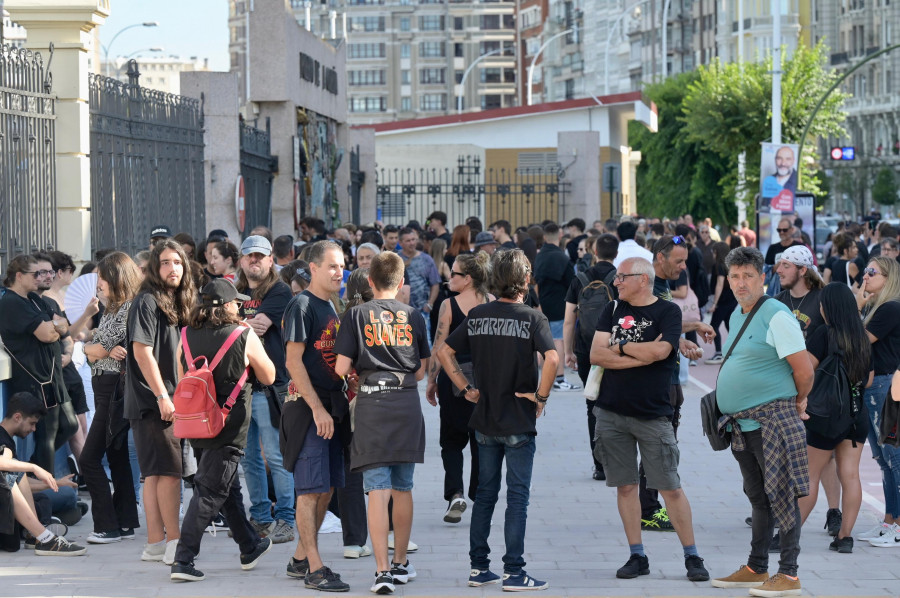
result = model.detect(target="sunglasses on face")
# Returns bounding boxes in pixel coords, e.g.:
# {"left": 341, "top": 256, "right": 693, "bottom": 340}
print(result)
{"left": 864, "top": 267, "right": 882, "bottom": 277}
{"left": 450, "top": 270, "right": 467, "bottom": 278}
{"left": 776, "top": 228, "right": 790, "bottom": 233}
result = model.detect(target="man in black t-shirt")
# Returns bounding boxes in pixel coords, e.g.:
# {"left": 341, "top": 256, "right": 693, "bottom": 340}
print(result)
{"left": 775, "top": 246, "right": 825, "bottom": 339}
{"left": 281, "top": 241, "right": 351, "bottom": 591}
{"left": 592, "top": 257, "right": 709, "bottom": 583}
{"left": 439, "top": 249, "right": 556, "bottom": 591}
{"left": 565, "top": 218, "right": 588, "bottom": 265}
{"left": 0, "top": 392, "right": 86, "bottom": 556}
{"left": 489, "top": 219, "right": 518, "bottom": 251}
{"left": 534, "top": 222, "right": 579, "bottom": 391}
{"left": 0, "top": 255, "right": 73, "bottom": 475}
{"left": 335, "top": 251, "right": 430, "bottom": 593}
{"left": 124, "top": 240, "right": 195, "bottom": 565}
{"left": 235, "top": 235, "right": 296, "bottom": 544}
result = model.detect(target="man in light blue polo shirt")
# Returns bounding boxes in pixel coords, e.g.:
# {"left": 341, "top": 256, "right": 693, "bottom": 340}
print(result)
{"left": 712, "top": 247, "right": 813, "bottom": 598}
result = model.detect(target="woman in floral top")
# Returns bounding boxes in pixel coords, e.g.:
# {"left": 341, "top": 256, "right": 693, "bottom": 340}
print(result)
{"left": 78, "top": 252, "right": 143, "bottom": 544}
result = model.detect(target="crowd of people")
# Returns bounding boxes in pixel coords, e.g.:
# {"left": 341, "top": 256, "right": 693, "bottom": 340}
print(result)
{"left": 1, "top": 210, "right": 900, "bottom": 598}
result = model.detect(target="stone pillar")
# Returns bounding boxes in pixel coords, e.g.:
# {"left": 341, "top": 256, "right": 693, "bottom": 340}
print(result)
{"left": 349, "top": 127, "right": 376, "bottom": 224}
{"left": 180, "top": 71, "right": 242, "bottom": 240}
{"left": 6, "top": 0, "right": 109, "bottom": 262}
{"left": 558, "top": 131, "right": 601, "bottom": 226}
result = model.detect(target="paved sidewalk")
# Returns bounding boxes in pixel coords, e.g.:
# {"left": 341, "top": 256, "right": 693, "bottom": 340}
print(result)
{"left": 3, "top": 375, "right": 898, "bottom": 597}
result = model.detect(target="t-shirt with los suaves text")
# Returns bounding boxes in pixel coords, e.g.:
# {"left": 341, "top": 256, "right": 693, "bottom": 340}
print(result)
{"left": 595, "top": 298, "right": 682, "bottom": 419}
{"left": 444, "top": 301, "right": 554, "bottom": 437}
{"left": 334, "top": 299, "right": 431, "bottom": 375}
{"left": 124, "top": 292, "right": 181, "bottom": 419}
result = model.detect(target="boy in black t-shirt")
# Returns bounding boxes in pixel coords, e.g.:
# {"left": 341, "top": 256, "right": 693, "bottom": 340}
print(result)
{"left": 334, "top": 251, "right": 429, "bottom": 595}
{"left": 0, "top": 392, "right": 86, "bottom": 556}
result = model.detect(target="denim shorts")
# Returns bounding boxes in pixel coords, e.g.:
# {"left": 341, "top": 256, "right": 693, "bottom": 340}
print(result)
{"left": 549, "top": 319, "right": 564, "bottom": 340}
{"left": 293, "top": 424, "right": 345, "bottom": 495}
{"left": 362, "top": 463, "right": 416, "bottom": 493}
{"left": 3, "top": 471, "right": 22, "bottom": 490}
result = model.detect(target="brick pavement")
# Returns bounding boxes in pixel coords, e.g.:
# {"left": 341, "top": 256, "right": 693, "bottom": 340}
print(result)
{"left": 3, "top": 372, "right": 899, "bottom": 597}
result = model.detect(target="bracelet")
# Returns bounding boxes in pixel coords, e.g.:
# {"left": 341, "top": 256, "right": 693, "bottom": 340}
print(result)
{"left": 156, "top": 393, "right": 169, "bottom": 402}
{"left": 534, "top": 389, "right": 549, "bottom": 402}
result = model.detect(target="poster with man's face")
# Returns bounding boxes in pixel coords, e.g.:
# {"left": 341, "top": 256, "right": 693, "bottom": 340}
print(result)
{"left": 757, "top": 143, "right": 811, "bottom": 261}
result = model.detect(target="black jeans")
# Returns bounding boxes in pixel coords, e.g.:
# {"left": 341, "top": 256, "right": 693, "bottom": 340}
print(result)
{"left": 438, "top": 373, "right": 479, "bottom": 502}
{"left": 80, "top": 374, "right": 139, "bottom": 533}
{"left": 577, "top": 353, "right": 602, "bottom": 472}
{"left": 175, "top": 446, "right": 258, "bottom": 564}
{"left": 639, "top": 384, "right": 682, "bottom": 518}
{"left": 32, "top": 399, "right": 77, "bottom": 475}
{"left": 337, "top": 445, "right": 368, "bottom": 547}
{"left": 733, "top": 429, "right": 801, "bottom": 576}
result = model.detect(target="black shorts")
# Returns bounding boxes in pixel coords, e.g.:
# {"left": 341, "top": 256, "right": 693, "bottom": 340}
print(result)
{"left": 131, "top": 415, "right": 182, "bottom": 477}
{"left": 806, "top": 408, "right": 869, "bottom": 451}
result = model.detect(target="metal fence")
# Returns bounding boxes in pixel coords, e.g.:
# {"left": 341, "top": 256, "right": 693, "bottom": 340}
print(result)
{"left": 375, "top": 156, "right": 568, "bottom": 230}
{"left": 0, "top": 43, "right": 56, "bottom": 272}
{"left": 89, "top": 60, "right": 205, "bottom": 257}
{"left": 239, "top": 117, "right": 276, "bottom": 238}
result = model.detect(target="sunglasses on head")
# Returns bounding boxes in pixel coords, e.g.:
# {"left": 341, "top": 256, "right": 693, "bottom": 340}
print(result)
{"left": 672, "top": 235, "right": 685, "bottom": 244}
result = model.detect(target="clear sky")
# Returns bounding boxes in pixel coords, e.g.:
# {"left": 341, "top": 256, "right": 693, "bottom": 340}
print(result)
{"left": 98, "top": 0, "right": 229, "bottom": 70}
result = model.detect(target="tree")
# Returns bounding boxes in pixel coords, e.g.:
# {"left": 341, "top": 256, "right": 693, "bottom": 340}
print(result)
{"left": 629, "top": 72, "right": 733, "bottom": 223}
{"left": 872, "top": 166, "right": 899, "bottom": 206}
{"left": 680, "top": 41, "right": 848, "bottom": 209}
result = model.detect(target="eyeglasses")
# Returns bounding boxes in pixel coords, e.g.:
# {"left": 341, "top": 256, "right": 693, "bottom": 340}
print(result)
{"left": 864, "top": 267, "right": 882, "bottom": 277}
{"left": 25, "top": 270, "right": 55, "bottom": 278}
{"left": 776, "top": 228, "right": 791, "bottom": 233}
{"left": 614, "top": 273, "right": 644, "bottom": 283}
{"left": 450, "top": 270, "right": 467, "bottom": 278}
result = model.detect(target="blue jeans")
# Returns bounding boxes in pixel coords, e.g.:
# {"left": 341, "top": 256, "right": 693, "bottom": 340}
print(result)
{"left": 864, "top": 374, "right": 900, "bottom": 518}
{"left": 242, "top": 390, "right": 295, "bottom": 525}
{"left": 469, "top": 432, "right": 536, "bottom": 576}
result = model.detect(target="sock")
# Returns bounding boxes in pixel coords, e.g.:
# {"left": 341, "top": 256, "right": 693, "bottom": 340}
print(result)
{"left": 555, "top": 375, "right": 565, "bottom": 381}
{"left": 629, "top": 543, "right": 645, "bottom": 557}
{"left": 36, "top": 529, "right": 54, "bottom": 543}
{"left": 745, "top": 565, "right": 758, "bottom": 574}
{"left": 784, "top": 574, "right": 798, "bottom": 580}
{"left": 683, "top": 544, "right": 699, "bottom": 558}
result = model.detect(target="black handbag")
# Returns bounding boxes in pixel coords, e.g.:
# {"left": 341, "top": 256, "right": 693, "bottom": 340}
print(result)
{"left": 699, "top": 295, "right": 770, "bottom": 451}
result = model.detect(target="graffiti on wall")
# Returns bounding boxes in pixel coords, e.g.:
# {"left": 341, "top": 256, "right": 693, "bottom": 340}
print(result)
{"left": 296, "top": 108, "right": 343, "bottom": 225}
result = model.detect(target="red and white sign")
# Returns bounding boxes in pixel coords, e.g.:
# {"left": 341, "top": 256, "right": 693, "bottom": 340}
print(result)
{"left": 235, "top": 175, "right": 246, "bottom": 233}
{"left": 770, "top": 189, "right": 795, "bottom": 212}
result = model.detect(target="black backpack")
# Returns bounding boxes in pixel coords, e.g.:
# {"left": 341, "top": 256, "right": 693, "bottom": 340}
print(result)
{"left": 805, "top": 346, "right": 859, "bottom": 439}
{"left": 575, "top": 269, "right": 617, "bottom": 355}
{"left": 691, "top": 264, "right": 711, "bottom": 310}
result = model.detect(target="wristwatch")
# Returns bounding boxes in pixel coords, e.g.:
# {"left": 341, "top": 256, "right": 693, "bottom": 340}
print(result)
{"left": 618, "top": 339, "right": 629, "bottom": 356}
{"left": 463, "top": 384, "right": 473, "bottom": 393}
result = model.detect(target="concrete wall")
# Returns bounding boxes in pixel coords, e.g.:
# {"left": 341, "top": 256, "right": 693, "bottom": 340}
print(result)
{"left": 181, "top": 71, "right": 242, "bottom": 240}
{"left": 558, "top": 131, "right": 601, "bottom": 226}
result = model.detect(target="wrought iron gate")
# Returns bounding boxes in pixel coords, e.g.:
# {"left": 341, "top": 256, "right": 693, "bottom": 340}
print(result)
{"left": 0, "top": 43, "right": 56, "bottom": 271}
{"left": 89, "top": 60, "right": 205, "bottom": 257}
{"left": 239, "top": 117, "right": 277, "bottom": 238}
{"left": 376, "top": 156, "right": 568, "bottom": 229}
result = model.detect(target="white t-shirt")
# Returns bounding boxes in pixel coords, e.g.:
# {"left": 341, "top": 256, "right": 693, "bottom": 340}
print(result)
{"left": 613, "top": 239, "right": 654, "bottom": 268}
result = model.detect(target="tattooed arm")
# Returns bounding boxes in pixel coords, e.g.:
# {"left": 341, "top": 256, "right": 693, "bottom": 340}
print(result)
{"left": 425, "top": 300, "right": 451, "bottom": 406}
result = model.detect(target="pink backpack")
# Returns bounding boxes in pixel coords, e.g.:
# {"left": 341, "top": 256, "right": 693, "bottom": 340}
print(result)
{"left": 173, "top": 326, "right": 249, "bottom": 439}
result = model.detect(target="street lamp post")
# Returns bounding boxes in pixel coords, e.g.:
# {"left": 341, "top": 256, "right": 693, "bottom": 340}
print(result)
{"left": 101, "top": 21, "right": 159, "bottom": 77}
{"left": 526, "top": 28, "right": 575, "bottom": 106}
{"left": 604, "top": 0, "right": 651, "bottom": 95}
{"left": 456, "top": 48, "right": 502, "bottom": 113}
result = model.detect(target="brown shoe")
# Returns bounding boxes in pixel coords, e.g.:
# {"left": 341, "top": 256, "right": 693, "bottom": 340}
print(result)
{"left": 748, "top": 573, "right": 801, "bottom": 597}
{"left": 710, "top": 565, "right": 769, "bottom": 588}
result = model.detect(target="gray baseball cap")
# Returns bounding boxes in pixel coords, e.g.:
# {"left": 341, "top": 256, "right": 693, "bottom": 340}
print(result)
{"left": 240, "top": 235, "right": 272, "bottom": 256}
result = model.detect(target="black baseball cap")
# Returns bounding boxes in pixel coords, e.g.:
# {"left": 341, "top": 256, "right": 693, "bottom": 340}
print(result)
{"left": 150, "top": 225, "right": 172, "bottom": 239}
{"left": 200, "top": 278, "right": 250, "bottom": 306}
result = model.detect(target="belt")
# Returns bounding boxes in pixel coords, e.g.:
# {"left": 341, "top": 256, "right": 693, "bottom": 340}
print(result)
{"left": 359, "top": 384, "right": 406, "bottom": 393}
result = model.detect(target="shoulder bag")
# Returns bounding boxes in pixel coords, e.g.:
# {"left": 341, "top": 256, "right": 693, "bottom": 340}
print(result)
{"left": 700, "top": 295, "right": 769, "bottom": 451}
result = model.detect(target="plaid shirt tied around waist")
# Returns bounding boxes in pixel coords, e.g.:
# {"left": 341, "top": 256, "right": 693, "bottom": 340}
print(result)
{"left": 718, "top": 398, "right": 810, "bottom": 531}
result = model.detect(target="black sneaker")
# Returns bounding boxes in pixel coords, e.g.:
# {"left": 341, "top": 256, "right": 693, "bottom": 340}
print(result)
{"left": 769, "top": 532, "right": 781, "bottom": 553}
{"left": 34, "top": 535, "right": 87, "bottom": 556}
{"left": 286, "top": 557, "right": 310, "bottom": 579}
{"left": 745, "top": 516, "right": 753, "bottom": 527}
{"left": 641, "top": 508, "right": 674, "bottom": 531}
{"left": 120, "top": 528, "right": 136, "bottom": 540}
{"left": 685, "top": 555, "right": 709, "bottom": 581}
{"left": 592, "top": 466, "right": 606, "bottom": 481}
{"left": 390, "top": 560, "right": 416, "bottom": 584}
{"left": 305, "top": 566, "right": 350, "bottom": 592}
{"left": 825, "top": 508, "right": 842, "bottom": 537}
{"left": 87, "top": 530, "right": 122, "bottom": 544}
{"left": 240, "top": 536, "right": 272, "bottom": 570}
{"left": 829, "top": 536, "right": 853, "bottom": 553}
{"left": 616, "top": 554, "right": 650, "bottom": 579}
{"left": 371, "top": 571, "right": 395, "bottom": 594}
{"left": 171, "top": 561, "right": 205, "bottom": 582}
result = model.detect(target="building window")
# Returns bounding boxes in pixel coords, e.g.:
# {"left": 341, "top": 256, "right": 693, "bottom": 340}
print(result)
{"left": 420, "top": 93, "right": 447, "bottom": 110}
{"left": 479, "top": 40, "right": 514, "bottom": 56}
{"left": 420, "top": 67, "right": 446, "bottom": 83}
{"left": 481, "top": 94, "right": 501, "bottom": 110}
{"left": 454, "top": 42, "right": 464, "bottom": 57}
{"left": 480, "top": 14, "right": 514, "bottom": 29}
{"left": 401, "top": 43, "right": 411, "bottom": 58}
{"left": 420, "top": 41, "right": 446, "bottom": 57}
{"left": 520, "top": 7, "right": 540, "bottom": 29}
{"left": 349, "top": 16, "right": 385, "bottom": 32}
{"left": 349, "top": 43, "right": 386, "bottom": 59}
{"left": 454, "top": 16, "right": 464, "bottom": 30}
{"left": 401, "top": 70, "right": 411, "bottom": 84}
{"left": 419, "top": 15, "right": 445, "bottom": 30}
{"left": 349, "top": 69, "right": 386, "bottom": 85}
{"left": 401, "top": 97, "right": 412, "bottom": 111}
{"left": 348, "top": 0, "right": 384, "bottom": 4}
{"left": 480, "top": 68, "right": 501, "bottom": 83}
{"left": 565, "top": 78, "right": 575, "bottom": 99}
{"left": 455, "top": 69, "right": 464, "bottom": 83}
{"left": 349, "top": 96, "right": 387, "bottom": 112}
{"left": 400, "top": 17, "right": 410, "bottom": 31}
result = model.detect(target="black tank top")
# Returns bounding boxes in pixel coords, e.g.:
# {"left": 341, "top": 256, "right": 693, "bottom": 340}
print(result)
{"left": 449, "top": 296, "right": 474, "bottom": 363}
{"left": 181, "top": 324, "right": 252, "bottom": 449}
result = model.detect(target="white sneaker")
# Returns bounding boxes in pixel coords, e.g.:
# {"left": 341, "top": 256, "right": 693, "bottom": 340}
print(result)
{"left": 857, "top": 521, "right": 894, "bottom": 541}
{"left": 141, "top": 541, "right": 166, "bottom": 562}
{"left": 868, "top": 524, "right": 900, "bottom": 547}
{"left": 344, "top": 544, "right": 372, "bottom": 559}
{"left": 387, "top": 532, "right": 418, "bottom": 553}
{"left": 162, "top": 539, "right": 179, "bottom": 565}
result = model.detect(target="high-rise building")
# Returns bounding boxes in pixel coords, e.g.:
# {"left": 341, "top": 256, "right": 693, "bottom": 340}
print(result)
{"left": 230, "top": 0, "right": 519, "bottom": 124}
